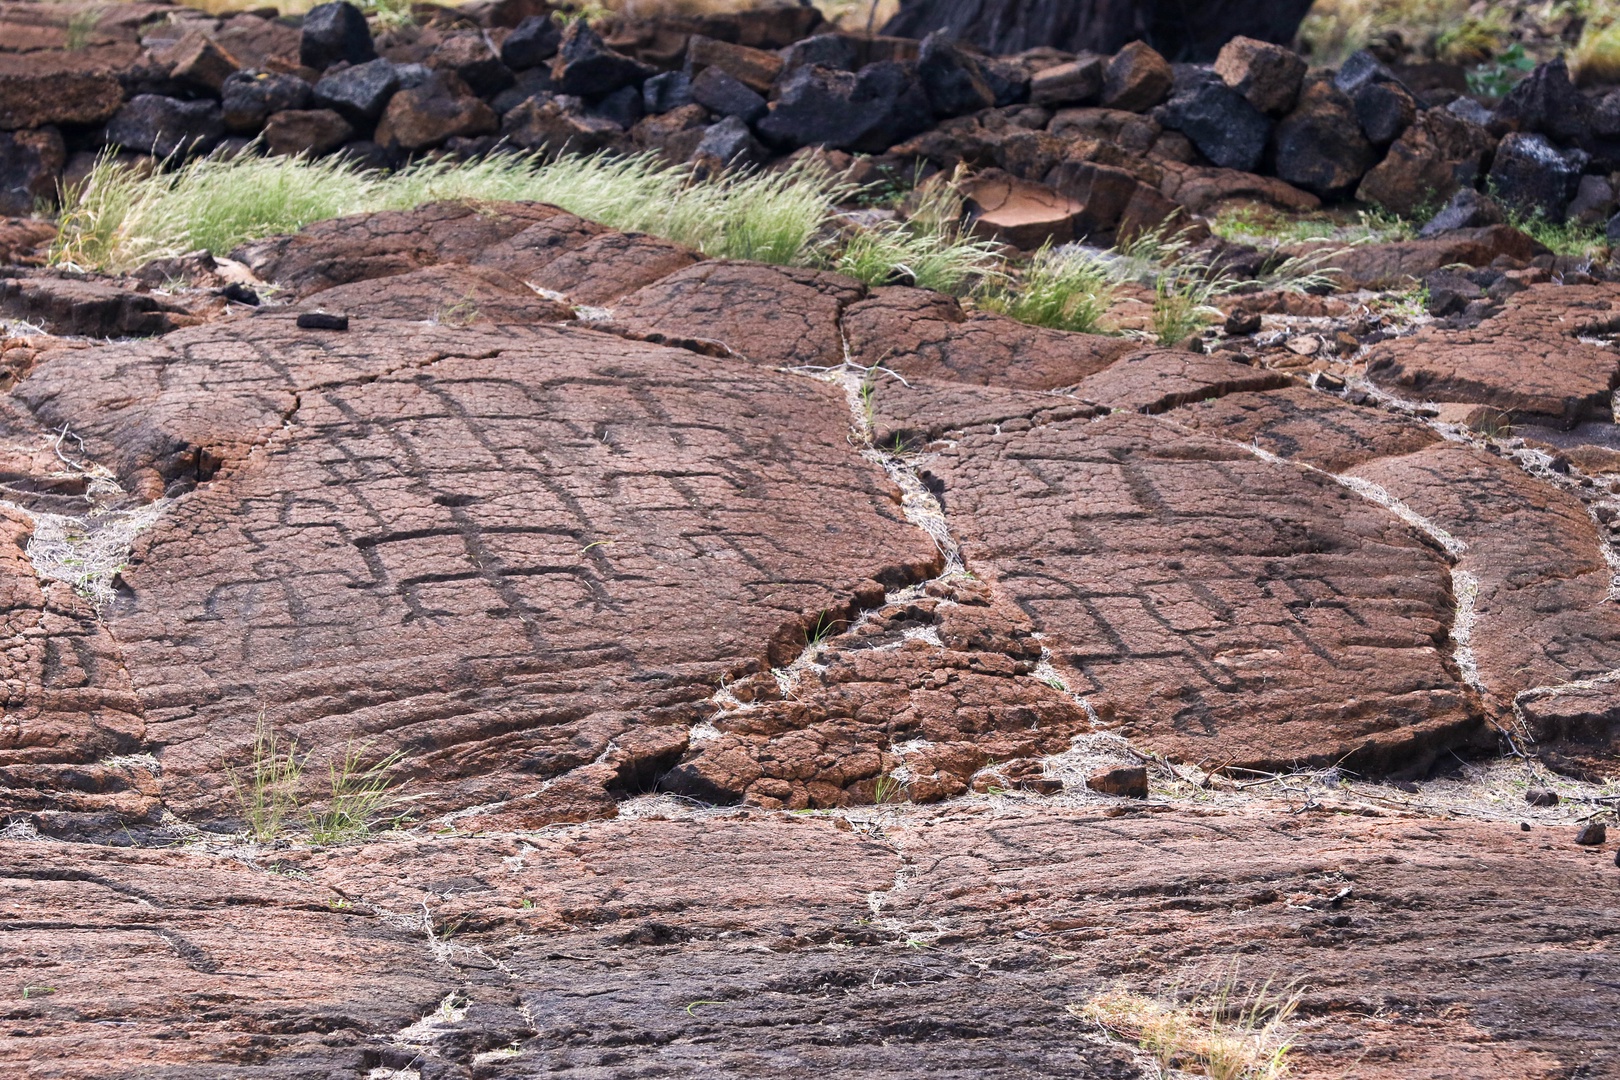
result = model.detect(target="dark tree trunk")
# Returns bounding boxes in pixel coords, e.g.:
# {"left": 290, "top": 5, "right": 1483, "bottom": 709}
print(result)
{"left": 881, "top": 0, "right": 1317, "bottom": 62}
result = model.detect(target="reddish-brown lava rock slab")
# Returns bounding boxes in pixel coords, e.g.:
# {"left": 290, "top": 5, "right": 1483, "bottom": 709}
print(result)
{"left": 16, "top": 315, "right": 941, "bottom": 824}
{"left": 15, "top": 807, "right": 1610, "bottom": 1078}
{"left": 0, "top": 507, "right": 155, "bottom": 836}
{"left": 290, "top": 264, "right": 575, "bottom": 325}
{"left": 606, "top": 260, "right": 866, "bottom": 367}
{"left": 1366, "top": 283, "right": 1620, "bottom": 427}
{"left": 868, "top": 375, "right": 1103, "bottom": 448}
{"left": 663, "top": 575, "right": 1093, "bottom": 808}
{"left": 1174, "top": 385, "right": 1443, "bottom": 472}
{"left": 1349, "top": 444, "right": 1620, "bottom": 764}
{"left": 236, "top": 200, "right": 700, "bottom": 305}
{"left": 928, "top": 411, "right": 1483, "bottom": 774}
{"left": 843, "top": 286, "right": 1137, "bottom": 390}
{"left": 1067, "top": 348, "right": 1293, "bottom": 413}
{"left": 1, "top": 838, "right": 466, "bottom": 1079}
{"left": 0, "top": 274, "right": 209, "bottom": 338}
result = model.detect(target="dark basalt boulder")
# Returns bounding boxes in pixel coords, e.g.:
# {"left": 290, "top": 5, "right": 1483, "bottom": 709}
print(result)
{"left": 1160, "top": 67, "right": 1270, "bottom": 172}
{"left": 105, "top": 94, "right": 225, "bottom": 159}
{"left": 221, "top": 69, "right": 312, "bottom": 133}
{"left": 916, "top": 31, "right": 996, "bottom": 117}
{"left": 1271, "top": 77, "right": 1376, "bottom": 200}
{"left": 756, "top": 61, "right": 933, "bottom": 153}
{"left": 500, "top": 15, "right": 561, "bottom": 72}
{"left": 299, "top": 1, "right": 375, "bottom": 71}
{"left": 1488, "top": 131, "right": 1589, "bottom": 224}
{"left": 550, "top": 21, "right": 652, "bottom": 98}
{"left": 312, "top": 58, "right": 399, "bottom": 125}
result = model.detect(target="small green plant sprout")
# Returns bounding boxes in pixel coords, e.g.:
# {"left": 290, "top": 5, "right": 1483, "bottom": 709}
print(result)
{"left": 981, "top": 242, "right": 1117, "bottom": 333}
{"left": 22, "top": 986, "right": 56, "bottom": 999}
{"left": 361, "top": 0, "right": 417, "bottom": 29}
{"left": 871, "top": 772, "right": 907, "bottom": 805}
{"left": 1469, "top": 40, "right": 1536, "bottom": 98}
{"left": 804, "top": 611, "right": 846, "bottom": 650}
{"left": 307, "top": 742, "right": 407, "bottom": 845}
{"left": 1072, "top": 972, "right": 1300, "bottom": 1080}
{"left": 230, "top": 713, "right": 304, "bottom": 842}
{"left": 64, "top": 6, "right": 103, "bottom": 50}
{"left": 1150, "top": 260, "right": 1236, "bottom": 346}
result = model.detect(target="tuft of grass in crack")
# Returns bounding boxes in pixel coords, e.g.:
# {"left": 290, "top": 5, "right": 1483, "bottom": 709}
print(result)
{"left": 1073, "top": 974, "right": 1300, "bottom": 1080}
{"left": 830, "top": 168, "right": 1003, "bottom": 293}
{"left": 53, "top": 150, "right": 845, "bottom": 274}
{"left": 1503, "top": 206, "right": 1606, "bottom": 258}
{"left": 979, "top": 242, "right": 1115, "bottom": 332}
{"left": 308, "top": 743, "right": 408, "bottom": 845}
{"left": 230, "top": 713, "right": 305, "bottom": 843}
{"left": 871, "top": 772, "right": 907, "bottom": 805}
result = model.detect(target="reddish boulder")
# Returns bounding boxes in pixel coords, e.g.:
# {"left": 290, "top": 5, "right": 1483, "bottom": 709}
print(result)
{"left": 1214, "top": 34, "right": 1306, "bottom": 114}
{"left": 1357, "top": 108, "right": 1497, "bottom": 217}
{"left": 1101, "top": 40, "right": 1172, "bottom": 112}
{"left": 962, "top": 171, "right": 1085, "bottom": 248}
{"left": 374, "top": 71, "right": 497, "bottom": 153}
{"left": 0, "top": 50, "right": 126, "bottom": 129}
{"left": 0, "top": 274, "right": 200, "bottom": 338}
{"left": 262, "top": 107, "right": 353, "bottom": 156}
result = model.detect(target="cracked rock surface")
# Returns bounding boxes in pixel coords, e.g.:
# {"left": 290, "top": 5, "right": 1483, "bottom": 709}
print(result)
{"left": 4, "top": 199, "right": 1620, "bottom": 1078}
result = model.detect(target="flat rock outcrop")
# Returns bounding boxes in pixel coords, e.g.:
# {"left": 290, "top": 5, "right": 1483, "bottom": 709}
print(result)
{"left": 930, "top": 411, "right": 1484, "bottom": 774}
{"left": 1367, "top": 283, "right": 1620, "bottom": 426}
{"left": 13, "top": 314, "right": 942, "bottom": 828}
{"left": 1066, "top": 347, "right": 1293, "bottom": 412}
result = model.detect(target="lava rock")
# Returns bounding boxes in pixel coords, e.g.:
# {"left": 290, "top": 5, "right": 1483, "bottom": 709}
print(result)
{"left": 757, "top": 61, "right": 933, "bottom": 154}
{"left": 1102, "top": 40, "right": 1172, "bottom": 112}
{"left": 1333, "top": 49, "right": 1397, "bottom": 95}
{"left": 1352, "top": 79, "right": 1416, "bottom": 146}
{"left": 916, "top": 31, "right": 996, "bottom": 117}
{"left": 1576, "top": 820, "right": 1607, "bottom": 845}
{"left": 1419, "top": 188, "right": 1505, "bottom": 237}
{"left": 500, "top": 15, "right": 561, "bottom": 72}
{"left": 0, "top": 127, "right": 65, "bottom": 216}
{"left": 684, "top": 36, "right": 782, "bottom": 95}
{"left": 982, "top": 56, "right": 1031, "bottom": 106}
{"left": 222, "top": 69, "right": 312, "bottom": 133}
{"left": 105, "top": 94, "right": 225, "bottom": 159}
{"left": 429, "top": 32, "right": 515, "bottom": 98}
{"left": 1030, "top": 55, "right": 1103, "bottom": 107}
{"left": 491, "top": 67, "right": 553, "bottom": 115}
{"left": 501, "top": 94, "right": 623, "bottom": 154}
{"left": 296, "top": 311, "right": 349, "bottom": 330}
{"left": 781, "top": 33, "right": 859, "bottom": 75}
{"left": 299, "top": 1, "right": 375, "bottom": 72}
{"left": 1357, "top": 107, "right": 1496, "bottom": 216}
{"left": 1086, "top": 765, "right": 1148, "bottom": 799}
{"left": 312, "top": 58, "right": 399, "bottom": 125}
{"left": 1272, "top": 78, "right": 1376, "bottom": 199}
{"left": 1496, "top": 57, "right": 1589, "bottom": 148}
{"left": 692, "top": 114, "right": 765, "bottom": 168}
{"left": 1447, "top": 96, "right": 1494, "bottom": 126}
{"left": 551, "top": 20, "right": 651, "bottom": 98}
{"left": 1214, "top": 34, "right": 1306, "bottom": 115}
{"left": 642, "top": 70, "right": 692, "bottom": 114}
{"left": 156, "top": 31, "right": 242, "bottom": 95}
{"left": 373, "top": 71, "right": 497, "bottom": 153}
{"left": 263, "top": 108, "right": 354, "bottom": 156}
{"left": 1422, "top": 269, "right": 1485, "bottom": 316}
{"left": 593, "top": 84, "right": 644, "bottom": 128}
{"left": 1225, "top": 309, "right": 1262, "bottom": 336}
{"left": 689, "top": 65, "right": 766, "bottom": 123}
{"left": 1488, "top": 131, "right": 1589, "bottom": 224}
{"left": 1525, "top": 787, "right": 1560, "bottom": 806}
{"left": 1161, "top": 68, "right": 1270, "bottom": 172}
{"left": 1567, "top": 174, "right": 1616, "bottom": 227}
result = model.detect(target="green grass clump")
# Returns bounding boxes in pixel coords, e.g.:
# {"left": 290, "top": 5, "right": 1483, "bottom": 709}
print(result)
{"left": 230, "top": 714, "right": 305, "bottom": 843}
{"left": 1505, "top": 206, "right": 1607, "bottom": 257}
{"left": 831, "top": 171, "right": 1002, "bottom": 293}
{"left": 52, "top": 149, "right": 844, "bottom": 274}
{"left": 308, "top": 743, "right": 408, "bottom": 844}
{"left": 980, "top": 243, "right": 1115, "bottom": 332}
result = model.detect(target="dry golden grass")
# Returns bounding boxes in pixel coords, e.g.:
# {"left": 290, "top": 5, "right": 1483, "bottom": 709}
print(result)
{"left": 1072, "top": 977, "right": 1300, "bottom": 1080}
